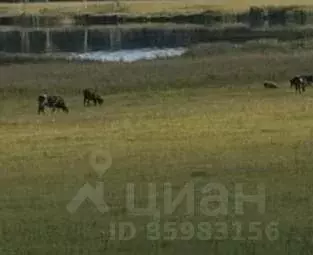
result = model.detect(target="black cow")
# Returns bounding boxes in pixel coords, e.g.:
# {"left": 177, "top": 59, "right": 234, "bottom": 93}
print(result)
{"left": 38, "top": 94, "right": 69, "bottom": 114}
{"left": 83, "top": 88, "right": 104, "bottom": 106}
{"left": 290, "top": 76, "right": 306, "bottom": 94}
{"left": 300, "top": 75, "right": 313, "bottom": 86}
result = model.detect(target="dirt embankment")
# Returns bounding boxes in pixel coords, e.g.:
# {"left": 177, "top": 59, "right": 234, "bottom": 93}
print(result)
{"left": 0, "top": 6, "right": 311, "bottom": 27}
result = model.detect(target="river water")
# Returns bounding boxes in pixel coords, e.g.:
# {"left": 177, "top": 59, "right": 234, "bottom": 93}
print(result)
{"left": 0, "top": 23, "right": 312, "bottom": 62}
{"left": 0, "top": 24, "right": 208, "bottom": 62}
{"left": 68, "top": 47, "right": 187, "bottom": 62}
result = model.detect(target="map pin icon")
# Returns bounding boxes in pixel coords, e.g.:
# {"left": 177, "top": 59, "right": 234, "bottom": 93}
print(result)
{"left": 89, "top": 147, "right": 112, "bottom": 178}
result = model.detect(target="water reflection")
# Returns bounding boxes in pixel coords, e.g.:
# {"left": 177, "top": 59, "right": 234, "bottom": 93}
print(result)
{"left": 0, "top": 25, "right": 210, "bottom": 54}
{"left": 1, "top": 23, "right": 313, "bottom": 62}
{"left": 68, "top": 47, "right": 187, "bottom": 62}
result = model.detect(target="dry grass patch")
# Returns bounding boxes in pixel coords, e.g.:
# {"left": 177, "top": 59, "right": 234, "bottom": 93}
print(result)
{"left": 1, "top": 0, "right": 313, "bottom": 15}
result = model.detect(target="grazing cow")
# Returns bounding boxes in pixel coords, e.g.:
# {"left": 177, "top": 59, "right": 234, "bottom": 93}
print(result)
{"left": 38, "top": 94, "right": 47, "bottom": 114}
{"left": 300, "top": 75, "right": 313, "bottom": 86}
{"left": 264, "top": 81, "right": 278, "bottom": 89}
{"left": 290, "top": 76, "right": 306, "bottom": 94}
{"left": 37, "top": 94, "right": 69, "bottom": 114}
{"left": 83, "top": 88, "right": 104, "bottom": 106}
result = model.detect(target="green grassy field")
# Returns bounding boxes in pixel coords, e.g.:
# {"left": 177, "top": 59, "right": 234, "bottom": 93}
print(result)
{"left": 1, "top": 0, "right": 313, "bottom": 16}
{"left": 2, "top": 41, "right": 313, "bottom": 254}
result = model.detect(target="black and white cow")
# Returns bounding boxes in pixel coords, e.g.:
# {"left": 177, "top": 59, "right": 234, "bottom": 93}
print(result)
{"left": 38, "top": 94, "right": 69, "bottom": 114}
{"left": 290, "top": 76, "right": 306, "bottom": 94}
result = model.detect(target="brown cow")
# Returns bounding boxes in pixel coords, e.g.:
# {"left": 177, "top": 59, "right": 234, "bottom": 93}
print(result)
{"left": 83, "top": 88, "right": 104, "bottom": 106}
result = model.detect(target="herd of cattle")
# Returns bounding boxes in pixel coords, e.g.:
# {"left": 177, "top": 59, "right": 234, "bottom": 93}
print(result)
{"left": 37, "top": 75, "right": 313, "bottom": 114}
{"left": 264, "top": 75, "right": 313, "bottom": 94}
{"left": 37, "top": 88, "right": 103, "bottom": 114}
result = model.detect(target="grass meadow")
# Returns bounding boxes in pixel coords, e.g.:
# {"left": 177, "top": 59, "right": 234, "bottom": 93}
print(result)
{"left": 2, "top": 40, "right": 313, "bottom": 254}
{"left": 1, "top": 0, "right": 313, "bottom": 16}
